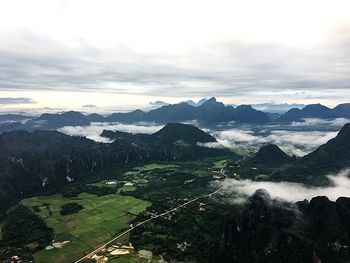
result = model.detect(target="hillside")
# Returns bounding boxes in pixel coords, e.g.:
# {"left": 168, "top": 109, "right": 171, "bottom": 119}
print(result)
{"left": 218, "top": 189, "right": 350, "bottom": 262}
{"left": 250, "top": 144, "right": 293, "bottom": 165}
{"left": 269, "top": 123, "right": 350, "bottom": 184}
{"left": 278, "top": 103, "right": 350, "bottom": 122}
{"left": 152, "top": 123, "right": 216, "bottom": 144}
{"left": 0, "top": 124, "right": 232, "bottom": 219}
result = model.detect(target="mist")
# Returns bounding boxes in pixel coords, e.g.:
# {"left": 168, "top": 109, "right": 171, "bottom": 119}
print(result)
{"left": 214, "top": 169, "right": 350, "bottom": 203}
{"left": 59, "top": 122, "right": 164, "bottom": 143}
{"left": 212, "top": 128, "right": 337, "bottom": 156}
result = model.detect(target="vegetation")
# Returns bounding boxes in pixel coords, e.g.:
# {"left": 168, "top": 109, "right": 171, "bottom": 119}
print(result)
{"left": 59, "top": 203, "right": 83, "bottom": 215}
{"left": 0, "top": 205, "right": 53, "bottom": 262}
{"left": 20, "top": 192, "right": 149, "bottom": 263}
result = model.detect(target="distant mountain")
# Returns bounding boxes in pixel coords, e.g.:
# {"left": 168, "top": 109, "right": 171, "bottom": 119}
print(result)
{"left": 0, "top": 98, "right": 271, "bottom": 133}
{"left": 278, "top": 103, "right": 350, "bottom": 122}
{"left": 86, "top": 113, "right": 105, "bottom": 122}
{"left": 250, "top": 144, "right": 294, "bottom": 165}
{"left": 108, "top": 97, "right": 270, "bottom": 124}
{"left": 251, "top": 103, "right": 305, "bottom": 114}
{"left": 34, "top": 111, "right": 90, "bottom": 128}
{"left": 219, "top": 189, "right": 350, "bottom": 262}
{"left": 149, "top": 98, "right": 208, "bottom": 108}
{"left": 0, "top": 114, "right": 32, "bottom": 123}
{"left": 0, "top": 111, "right": 91, "bottom": 132}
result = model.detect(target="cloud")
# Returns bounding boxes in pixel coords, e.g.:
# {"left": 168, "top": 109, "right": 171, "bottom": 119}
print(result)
{"left": 58, "top": 122, "right": 164, "bottom": 143}
{"left": 0, "top": 24, "right": 350, "bottom": 103}
{"left": 291, "top": 118, "right": 350, "bottom": 127}
{"left": 211, "top": 128, "right": 337, "bottom": 156}
{"left": 0, "top": 97, "right": 36, "bottom": 105}
{"left": 82, "top": 104, "right": 97, "bottom": 108}
{"left": 214, "top": 169, "right": 350, "bottom": 202}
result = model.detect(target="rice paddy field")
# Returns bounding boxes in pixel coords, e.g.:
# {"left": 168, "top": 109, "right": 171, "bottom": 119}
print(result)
{"left": 21, "top": 193, "right": 150, "bottom": 263}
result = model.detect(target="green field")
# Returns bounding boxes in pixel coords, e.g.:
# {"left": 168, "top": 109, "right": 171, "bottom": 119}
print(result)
{"left": 21, "top": 193, "right": 150, "bottom": 263}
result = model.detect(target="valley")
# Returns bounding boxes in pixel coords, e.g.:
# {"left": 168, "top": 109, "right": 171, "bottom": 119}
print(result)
{"left": 1, "top": 118, "right": 350, "bottom": 263}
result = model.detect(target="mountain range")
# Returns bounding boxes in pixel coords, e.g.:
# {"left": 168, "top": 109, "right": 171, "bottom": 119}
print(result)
{"left": 0, "top": 98, "right": 271, "bottom": 133}
{"left": 241, "top": 123, "right": 350, "bottom": 185}
{"left": 278, "top": 103, "right": 350, "bottom": 122}
{"left": 1, "top": 100, "right": 350, "bottom": 133}
{"left": 0, "top": 123, "right": 231, "bottom": 219}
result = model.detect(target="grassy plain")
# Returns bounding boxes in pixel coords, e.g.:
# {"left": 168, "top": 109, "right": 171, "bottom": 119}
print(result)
{"left": 21, "top": 193, "right": 150, "bottom": 263}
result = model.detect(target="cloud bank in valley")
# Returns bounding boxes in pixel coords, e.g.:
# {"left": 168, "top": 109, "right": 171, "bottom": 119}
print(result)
{"left": 212, "top": 127, "right": 338, "bottom": 156}
{"left": 59, "top": 122, "right": 164, "bottom": 143}
{"left": 215, "top": 169, "right": 350, "bottom": 203}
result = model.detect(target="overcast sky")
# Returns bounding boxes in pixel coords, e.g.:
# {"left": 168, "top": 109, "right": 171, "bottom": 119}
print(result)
{"left": 1, "top": 0, "right": 350, "bottom": 111}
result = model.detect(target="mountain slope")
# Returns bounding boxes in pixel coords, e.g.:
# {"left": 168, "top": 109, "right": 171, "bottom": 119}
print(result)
{"left": 153, "top": 123, "right": 216, "bottom": 144}
{"left": 269, "top": 123, "right": 350, "bottom": 184}
{"left": 278, "top": 103, "right": 350, "bottom": 122}
{"left": 0, "top": 124, "right": 232, "bottom": 218}
{"left": 251, "top": 144, "right": 294, "bottom": 165}
{"left": 218, "top": 190, "right": 350, "bottom": 262}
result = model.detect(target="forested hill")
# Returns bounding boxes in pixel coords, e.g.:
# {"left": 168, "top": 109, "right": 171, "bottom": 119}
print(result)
{"left": 0, "top": 123, "right": 232, "bottom": 219}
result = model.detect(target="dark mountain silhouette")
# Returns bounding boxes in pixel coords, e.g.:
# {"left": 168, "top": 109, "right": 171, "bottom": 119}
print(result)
{"left": 270, "top": 123, "right": 350, "bottom": 184}
{"left": 251, "top": 144, "right": 294, "bottom": 165}
{"left": 219, "top": 189, "right": 350, "bottom": 262}
{"left": 278, "top": 103, "right": 350, "bottom": 122}
{"left": 0, "top": 111, "right": 91, "bottom": 132}
{"left": 152, "top": 123, "right": 216, "bottom": 144}
{"left": 0, "top": 114, "right": 32, "bottom": 123}
{"left": 0, "top": 124, "right": 231, "bottom": 218}
{"left": 105, "top": 97, "right": 270, "bottom": 123}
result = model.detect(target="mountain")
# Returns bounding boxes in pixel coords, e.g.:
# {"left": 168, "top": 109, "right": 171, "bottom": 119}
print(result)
{"left": 251, "top": 102, "right": 306, "bottom": 114}
{"left": 218, "top": 189, "right": 350, "bottom": 262}
{"left": 33, "top": 111, "right": 90, "bottom": 128}
{"left": 0, "top": 114, "right": 32, "bottom": 123}
{"left": 250, "top": 144, "right": 294, "bottom": 165}
{"left": 270, "top": 123, "right": 350, "bottom": 184}
{"left": 106, "top": 109, "right": 147, "bottom": 122}
{"left": 0, "top": 98, "right": 271, "bottom": 134}
{"left": 86, "top": 113, "right": 105, "bottom": 122}
{"left": 300, "top": 123, "right": 350, "bottom": 170}
{"left": 107, "top": 97, "right": 270, "bottom": 124}
{"left": 333, "top": 103, "right": 350, "bottom": 118}
{"left": 152, "top": 123, "right": 216, "bottom": 144}
{"left": 149, "top": 98, "right": 208, "bottom": 108}
{"left": 0, "top": 111, "right": 90, "bottom": 132}
{"left": 278, "top": 103, "right": 350, "bottom": 122}
{"left": 0, "top": 124, "right": 232, "bottom": 218}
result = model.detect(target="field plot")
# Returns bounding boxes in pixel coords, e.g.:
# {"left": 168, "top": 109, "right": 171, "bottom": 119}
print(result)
{"left": 21, "top": 193, "right": 150, "bottom": 263}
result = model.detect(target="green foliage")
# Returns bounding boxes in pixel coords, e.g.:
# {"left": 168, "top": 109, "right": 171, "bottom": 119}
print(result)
{"left": 60, "top": 203, "right": 83, "bottom": 215}
{"left": 0, "top": 204, "right": 53, "bottom": 249}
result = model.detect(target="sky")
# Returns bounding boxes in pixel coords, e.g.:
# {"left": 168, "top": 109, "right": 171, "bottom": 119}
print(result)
{"left": 1, "top": 0, "right": 350, "bottom": 112}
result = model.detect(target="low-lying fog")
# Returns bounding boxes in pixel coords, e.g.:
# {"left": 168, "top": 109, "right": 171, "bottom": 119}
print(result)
{"left": 59, "top": 122, "right": 164, "bottom": 143}
{"left": 59, "top": 118, "right": 349, "bottom": 157}
{"left": 213, "top": 169, "right": 350, "bottom": 203}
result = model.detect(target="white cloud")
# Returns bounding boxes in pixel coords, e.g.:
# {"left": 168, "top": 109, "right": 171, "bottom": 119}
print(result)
{"left": 59, "top": 122, "right": 164, "bottom": 143}
{"left": 215, "top": 169, "right": 350, "bottom": 202}
{"left": 1, "top": 1, "right": 350, "bottom": 108}
{"left": 291, "top": 118, "right": 350, "bottom": 127}
{"left": 211, "top": 128, "right": 337, "bottom": 156}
